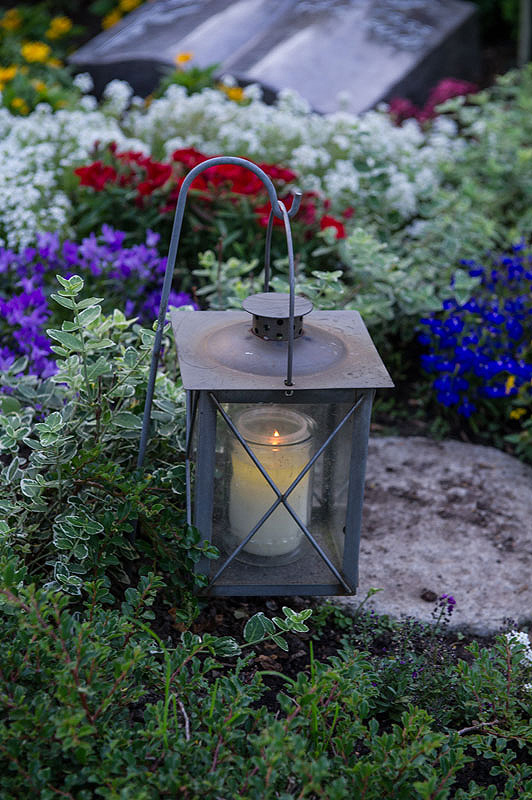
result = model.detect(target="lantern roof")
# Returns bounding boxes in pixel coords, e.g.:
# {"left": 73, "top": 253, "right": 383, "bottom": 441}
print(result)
{"left": 171, "top": 308, "right": 393, "bottom": 391}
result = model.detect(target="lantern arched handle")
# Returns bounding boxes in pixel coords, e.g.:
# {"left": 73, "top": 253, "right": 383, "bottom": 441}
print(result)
{"left": 263, "top": 190, "right": 302, "bottom": 293}
{"left": 137, "top": 156, "right": 301, "bottom": 470}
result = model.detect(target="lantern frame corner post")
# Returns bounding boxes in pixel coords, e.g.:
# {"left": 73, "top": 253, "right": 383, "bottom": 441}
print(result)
{"left": 342, "top": 388, "right": 375, "bottom": 592}
{"left": 192, "top": 391, "right": 218, "bottom": 577}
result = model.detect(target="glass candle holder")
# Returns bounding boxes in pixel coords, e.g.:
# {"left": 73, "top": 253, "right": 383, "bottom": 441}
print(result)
{"left": 228, "top": 406, "right": 315, "bottom": 565}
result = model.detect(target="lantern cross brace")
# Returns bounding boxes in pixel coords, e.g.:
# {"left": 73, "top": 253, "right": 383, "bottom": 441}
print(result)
{"left": 204, "top": 393, "right": 364, "bottom": 591}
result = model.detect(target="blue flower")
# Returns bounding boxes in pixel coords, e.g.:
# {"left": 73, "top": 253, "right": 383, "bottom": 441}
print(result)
{"left": 436, "top": 389, "right": 460, "bottom": 407}
{"left": 458, "top": 400, "right": 476, "bottom": 417}
{"left": 418, "top": 242, "right": 532, "bottom": 420}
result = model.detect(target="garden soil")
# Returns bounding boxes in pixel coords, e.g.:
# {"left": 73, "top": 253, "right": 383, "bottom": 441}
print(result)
{"left": 337, "top": 436, "right": 532, "bottom": 636}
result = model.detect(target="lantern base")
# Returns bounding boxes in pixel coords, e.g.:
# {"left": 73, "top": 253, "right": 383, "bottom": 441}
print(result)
{"left": 223, "top": 533, "right": 304, "bottom": 567}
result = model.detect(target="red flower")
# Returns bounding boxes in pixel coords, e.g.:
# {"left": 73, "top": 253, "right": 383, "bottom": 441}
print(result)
{"left": 388, "top": 97, "right": 420, "bottom": 125}
{"left": 172, "top": 147, "right": 210, "bottom": 169}
{"left": 258, "top": 163, "right": 297, "bottom": 183}
{"left": 254, "top": 202, "right": 284, "bottom": 228}
{"left": 146, "top": 160, "right": 172, "bottom": 186}
{"left": 320, "top": 215, "right": 345, "bottom": 239}
{"left": 298, "top": 194, "right": 318, "bottom": 227}
{"left": 135, "top": 160, "right": 172, "bottom": 198}
{"left": 116, "top": 149, "right": 148, "bottom": 166}
{"left": 389, "top": 78, "right": 478, "bottom": 125}
{"left": 74, "top": 161, "right": 118, "bottom": 191}
{"left": 424, "top": 78, "right": 478, "bottom": 118}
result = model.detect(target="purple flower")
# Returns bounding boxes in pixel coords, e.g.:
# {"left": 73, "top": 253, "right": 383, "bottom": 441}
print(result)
{"left": 0, "top": 226, "right": 201, "bottom": 379}
{"left": 142, "top": 289, "right": 197, "bottom": 321}
{"left": 101, "top": 224, "right": 126, "bottom": 251}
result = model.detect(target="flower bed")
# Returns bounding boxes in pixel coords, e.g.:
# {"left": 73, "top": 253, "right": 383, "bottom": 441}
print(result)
{"left": 0, "top": 9, "right": 532, "bottom": 796}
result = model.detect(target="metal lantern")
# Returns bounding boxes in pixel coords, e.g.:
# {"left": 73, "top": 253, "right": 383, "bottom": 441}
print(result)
{"left": 138, "top": 156, "right": 393, "bottom": 597}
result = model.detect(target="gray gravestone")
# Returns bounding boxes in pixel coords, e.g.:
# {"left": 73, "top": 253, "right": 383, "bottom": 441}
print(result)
{"left": 70, "top": 0, "right": 479, "bottom": 113}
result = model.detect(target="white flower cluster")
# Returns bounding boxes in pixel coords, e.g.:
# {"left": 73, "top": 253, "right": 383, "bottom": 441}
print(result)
{"left": 0, "top": 77, "right": 465, "bottom": 249}
{"left": 505, "top": 630, "right": 532, "bottom": 665}
{"left": 72, "top": 72, "right": 94, "bottom": 94}
{"left": 102, "top": 79, "right": 134, "bottom": 116}
{"left": 124, "top": 84, "right": 463, "bottom": 220}
{"left": 0, "top": 104, "right": 144, "bottom": 249}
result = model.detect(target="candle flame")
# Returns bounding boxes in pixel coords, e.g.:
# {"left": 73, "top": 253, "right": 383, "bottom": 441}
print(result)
{"left": 273, "top": 429, "right": 280, "bottom": 438}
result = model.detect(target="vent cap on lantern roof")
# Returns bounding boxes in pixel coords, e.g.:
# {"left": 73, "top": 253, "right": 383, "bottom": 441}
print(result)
{"left": 242, "top": 292, "right": 313, "bottom": 341}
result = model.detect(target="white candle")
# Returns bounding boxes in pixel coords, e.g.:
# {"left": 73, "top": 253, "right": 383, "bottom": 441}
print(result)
{"left": 228, "top": 407, "right": 314, "bottom": 559}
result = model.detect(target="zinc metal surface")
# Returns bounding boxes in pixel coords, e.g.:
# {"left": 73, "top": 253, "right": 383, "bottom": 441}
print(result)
{"left": 171, "top": 309, "right": 393, "bottom": 390}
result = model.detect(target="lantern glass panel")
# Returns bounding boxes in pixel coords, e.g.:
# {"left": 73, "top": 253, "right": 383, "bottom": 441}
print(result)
{"left": 202, "top": 400, "right": 355, "bottom": 590}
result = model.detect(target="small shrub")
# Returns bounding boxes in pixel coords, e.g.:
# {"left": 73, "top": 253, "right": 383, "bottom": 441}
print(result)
{"left": 0, "top": 274, "right": 207, "bottom": 610}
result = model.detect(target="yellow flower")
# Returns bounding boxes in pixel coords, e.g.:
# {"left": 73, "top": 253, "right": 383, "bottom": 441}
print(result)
{"left": 505, "top": 374, "right": 516, "bottom": 394}
{"left": 217, "top": 83, "right": 244, "bottom": 102}
{"left": 1, "top": 8, "right": 21, "bottom": 32}
{"left": 102, "top": 9, "right": 122, "bottom": 29}
{"left": 11, "top": 97, "right": 29, "bottom": 114}
{"left": 47, "top": 57, "right": 63, "bottom": 68}
{"left": 0, "top": 65, "right": 17, "bottom": 83}
{"left": 21, "top": 41, "right": 52, "bottom": 63}
{"left": 119, "top": 0, "right": 142, "bottom": 11}
{"left": 510, "top": 407, "right": 527, "bottom": 420}
{"left": 32, "top": 79, "right": 47, "bottom": 92}
{"left": 175, "top": 51, "right": 193, "bottom": 66}
{"left": 45, "top": 15, "right": 73, "bottom": 40}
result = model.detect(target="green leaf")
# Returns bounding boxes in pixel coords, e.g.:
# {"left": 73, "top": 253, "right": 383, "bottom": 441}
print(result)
{"left": 56, "top": 274, "right": 84, "bottom": 295}
{"left": 0, "top": 397, "right": 21, "bottom": 413}
{"left": 0, "top": 500, "right": 22, "bottom": 515}
{"left": 5, "top": 457, "right": 21, "bottom": 483}
{"left": 51, "top": 293, "right": 75, "bottom": 309}
{"left": 271, "top": 633, "right": 289, "bottom": 651}
{"left": 87, "top": 357, "right": 111, "bottom": 380}
{"left": 50, "top": 346, "right": 69, "bottom": 357}
{"left": 243, "top": 612, "right": 275, "bottom": 644}
{"left": 73, "top": 542, "right": 89, "bottom": 560}
{"left": 123, "top": 347, "right": 138, "bottom": 367}
{"left": 112, "top": 412, "right": 142, "bottom": 429}
{"left": 77, "top": 296, "right": 104, "bottom": 310}
{"left": 46, "top": 330, "right": 84, "bottom": 352}
{"left": 45, "top": 412, "right": 63, "bottom": 431}
{"left": 212, "top": 637, "right": 242, "bottom": 657}
{"left": 20, "top": 478, "right": 41, "bottom": 498}
{"left": 9, "top": 356, "right": 28, "bottom": 373}
{"left": 63, "top": 320, "right": 79, "bottom": 332}
{"left": 78, "top": 305, "right": 101, "bottom": 326}
{"left": 53, "top": 533, "right": 73, "bottom": 550}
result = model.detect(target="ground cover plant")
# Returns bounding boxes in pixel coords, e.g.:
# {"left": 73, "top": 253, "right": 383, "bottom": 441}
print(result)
{"left": 1, "top": 278, "right": 531, "bottom": 798}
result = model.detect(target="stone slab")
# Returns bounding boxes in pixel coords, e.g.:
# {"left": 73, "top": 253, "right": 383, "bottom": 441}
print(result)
{"left": 71, "top": 0, "right": 480, "bottom": 113}
{"left": 334, "top": 436, "right": 532, "bottom": 636}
